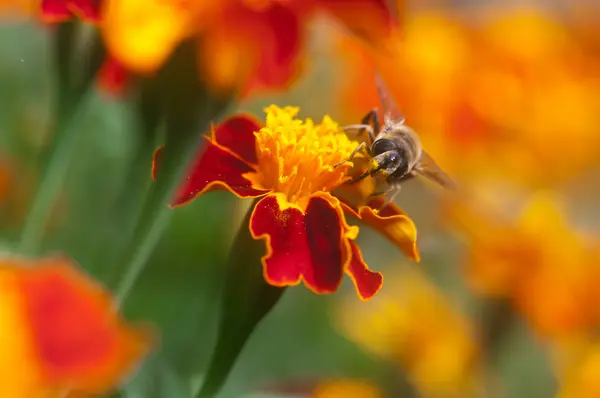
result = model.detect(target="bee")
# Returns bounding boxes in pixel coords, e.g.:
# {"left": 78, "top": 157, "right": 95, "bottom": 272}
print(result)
{"left": 335, "top": 72, "right": 457, "bottom": 207}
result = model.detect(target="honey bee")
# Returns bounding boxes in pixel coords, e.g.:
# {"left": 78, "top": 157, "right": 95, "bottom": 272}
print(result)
{"left": 335, "top": 72, "right": 457, "bottom": 207}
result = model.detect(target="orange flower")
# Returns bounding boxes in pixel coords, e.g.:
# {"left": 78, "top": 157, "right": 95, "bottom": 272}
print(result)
{"left": 152, "top": 105, "right": 419, "bottom": 300}
{"left": 102, "top": 0, "right": 397, "bottom": 94}
{"left": 556, "top": 342, "right": 600, "bottom": 398}
{"left": 446, "top": 185, "right": 600, "bottom": 340}
{"left": 0, "top": 255, "right": 152, "bottom": 397}
{"left": 334, "top": 7, "right": 600, "bottom": 186}
{"left": 312, "top": 380, "right": 384, "bottom": 398}
{"left": 337, "top": 265, "right": 480, "bottom": 397}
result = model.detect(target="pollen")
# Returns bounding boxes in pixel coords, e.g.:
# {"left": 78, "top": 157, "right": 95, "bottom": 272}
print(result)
{"left": 245, "top": 105, "right": 362, "bottom": 207}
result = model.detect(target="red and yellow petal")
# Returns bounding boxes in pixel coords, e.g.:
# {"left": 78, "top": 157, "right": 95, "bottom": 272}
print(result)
{"left": 102, "top": 0, "right": 220, "bottom": 73}
{"left": 152, "top": 139, "right": 268, "bottom": 207}
{"left": 0, "top": 256, "right": 151, "bottom": 396}
{"left": 211, "top": 114, "right": 261, "bottom": 165}
{"left": 201, "top": 1, "right": 303, "bottom": 95}
{"left": 345, "top": 240, "right": 383, "bottom": 301}
{"left": 316, "top": 0, "right": 398, "bottom": 46}
{"left": 249, "top": 193, "right": 346, "bottom": 294}
{"left": 342, "top": 197, "right": 420, "bottom": 262}
{"left": 246, "top": 1, "right": 303, "bottom": 93}
{"left": 41, "top": 0, "right": 99, "bottom": 22}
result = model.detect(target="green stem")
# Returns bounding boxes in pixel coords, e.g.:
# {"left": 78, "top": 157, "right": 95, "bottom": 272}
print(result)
{"left": 111, "top": 40, "right": 233, "bottom": 307}
{"left": 18, "top": 25, "right": 105, "bottom": 254}
{"left": 113, "top": 102, "right": 231, "bottom": 307}
{"left": 196, "top": 199, "right": 287, "bottom": 398}
{"left": 99, "top": 134, "right": 156, "bottom": 282}
{"left": 113, "top": 137, "right": 198, "bottom": 306}
{"left": 18, "top": 104, "right": 78, "bottom": 254}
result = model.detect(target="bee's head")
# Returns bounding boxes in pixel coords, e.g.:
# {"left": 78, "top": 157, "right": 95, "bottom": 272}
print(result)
{"left": 372, "top": 150, "right": 409, "bottom": 178}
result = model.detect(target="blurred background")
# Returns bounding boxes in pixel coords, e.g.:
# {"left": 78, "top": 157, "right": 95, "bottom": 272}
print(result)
{"left": 1, "top": 0, "right": 599, "bottom": 397}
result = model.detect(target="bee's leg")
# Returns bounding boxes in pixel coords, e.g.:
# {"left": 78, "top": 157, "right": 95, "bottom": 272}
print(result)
{"left": 334, "top": 141, "right": 367, "bottom": 168}
{"left": 343, "top": 124, "right": 374, "bottom": 140}
{"left": 361, "top": 108, "right": 380, "bottom": 144}
{"left": 377, "top": 183, "right": 402, "bottom": 211}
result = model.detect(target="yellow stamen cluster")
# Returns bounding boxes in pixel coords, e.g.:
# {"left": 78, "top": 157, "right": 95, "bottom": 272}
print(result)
{"left": 245, "top": 105, "right": 362, "bottom": 207}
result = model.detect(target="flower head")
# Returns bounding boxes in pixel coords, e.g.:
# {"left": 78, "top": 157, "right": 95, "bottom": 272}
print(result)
{"left": 103, "top": 0, "right": 397, "bottom": 94}
{"left": 445, "top": 185, "right": 600, "bottom": 340}
{"left": 152, "top": 105, "right": 419, "bottom": 300}
{"left": 558, "top": 342, "right": 600, "bottom": 398}
{"left": 246, "top": 106, "right": 358, "bottom": 206}
{"left": 312, "top": 380, "right": 383, "bottom": 398}
{"left": 336, "top": 266, "right": 481, "bottom": 397}
{"left": 0, "top": 255, "right": 152, "bottom": 397}
{"left": 334, "top": 6, "right": 600, "bottom": 186}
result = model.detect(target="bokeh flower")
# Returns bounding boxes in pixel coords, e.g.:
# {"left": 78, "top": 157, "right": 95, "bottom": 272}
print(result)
{"left": 35, "top": 0, "right": 131, "bottom": 96}
{"left": 152, "top": 105, "right": 419, "bottom": 300}
{"left": 556, "top": 341, "right": 600, "bottom": 398}
{"left": 312, "top": 379, "right": 384, "bottom": 398}
{"left": 0, "top": 255, "right": 151, "bottom": 397}
{"left": 40, "top": 0, "right": 99, "bottom": 21}
{"left": 446, "top": 185, "right": 600, "bottom": 341}
{"left": 334, "top": 6, "right": 600, "bottom": 187}
{"left": 337, "top": 265, "right": 481, "bottom": 397}
{"left": 103, "top": 0, "right": 397, "bottom": 94}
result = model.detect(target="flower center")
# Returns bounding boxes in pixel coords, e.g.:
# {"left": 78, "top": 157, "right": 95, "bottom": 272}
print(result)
{"left": 245, "top": 105, "right": 362, "bottom": 206}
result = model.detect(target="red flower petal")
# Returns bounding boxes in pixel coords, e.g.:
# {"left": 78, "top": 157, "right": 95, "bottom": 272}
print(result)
{"left": 41, "top": 0, "right": 71, "bottom": 20}
{"left": 15, "top": 257, "right": 151, "bottom": 394}
{"left": 211, "top": 114, "right": 261, "bottom": 165}
{"left": 235, "top": 2, "right": 303, "bottom": 94}
{"left": 250, "top": 194, "right": 346, "bottom": 294}
{"left": 254, "top": 3, "right": 303, "bottom": 91}
{"left": 341, "top": 197, "right": 420, "bottom": 262}
{"left": 70, "top": 0, "right": 100, "bottom": 21}
{"left": 98, "top": 56, "right": 129, "bottom": 97}
{"left": 152, "top": 139, "right": 268, "bottom": 207}
{"left": 345, "top": 240, "right": 383, "bottom": 301}
{"left": 316, "top": 0, "right": 397, "bottom": 45}
{"left": 41, "top": 0, "right": 100, "bottom": 21}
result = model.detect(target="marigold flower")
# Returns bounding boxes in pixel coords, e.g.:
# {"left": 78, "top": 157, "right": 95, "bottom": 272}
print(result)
{"left": 446, "top": 185, "right": 600, "bottom": 340}
{"left": 102, "top": 0, "right": 397, "bottom": 93}
{"left": 312, "top": 380, "right": 383, "bottom": 398}
{"left": 152, "top": 105, "right": 419, "bottom": 300}
{"left": 334, "top": 7, "right": 600, "bottom": 186}
{"left": 336, "top": 265, "right": 480, "bottom": 397}
{"left": 557, "top": 342, "right": 600, "bottom": 398}
{"left": 0, "top": 255, "right": 152, "bottom": 397}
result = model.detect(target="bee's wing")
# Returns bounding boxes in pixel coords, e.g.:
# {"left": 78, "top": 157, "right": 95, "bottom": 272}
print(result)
{"left": 414, "top": 151, "right": 458, "bottom": 191}
{"left": 375, "top": 71, "right": 406, "bottom": 127}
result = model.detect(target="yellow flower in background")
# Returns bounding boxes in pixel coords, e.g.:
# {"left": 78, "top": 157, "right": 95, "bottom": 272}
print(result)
{"left": 0, "top": 255, "right": 152, "bottom": 397}
{"left": 312, "top": 380, "right": 384, "bottom": 398}
{"left": 337, "top": 265, "right": 480, "bottom": 397}
{"left": 334, "top": 6, "right": 600, "bottom": 187}
{"left": 102, "top": 0, "right": 398, "bottom": 94}
{"left": 556, "top": 342, "right": 600, "bottom": 398}
{"left": 446, "top": 185, "right": 600, "bottom": 341}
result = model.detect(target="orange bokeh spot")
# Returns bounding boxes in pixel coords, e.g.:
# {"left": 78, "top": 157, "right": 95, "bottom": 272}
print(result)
{"left": 0, "top": 256, "right": 152, "bottom": 397}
